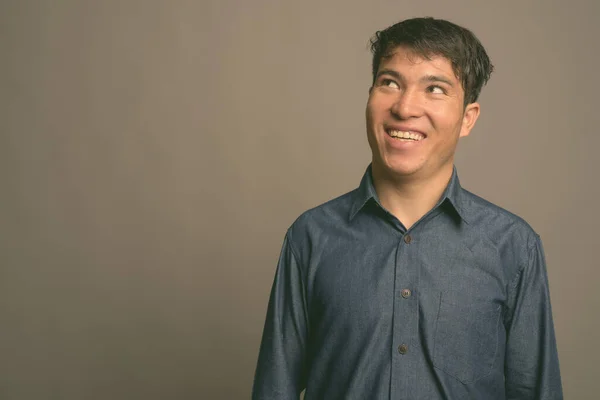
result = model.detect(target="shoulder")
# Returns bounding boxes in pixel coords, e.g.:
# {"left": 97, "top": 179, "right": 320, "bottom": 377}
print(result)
{"left": 284, "top": 188, "right": 357, "bottom": 261}
{"left": 288, "top": 188, "right": 356, "bottom": 239}
{"left": 460, "top": 188, "right": 540, "bottom": 265}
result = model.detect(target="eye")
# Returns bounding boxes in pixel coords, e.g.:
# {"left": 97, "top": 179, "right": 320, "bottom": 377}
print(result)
{"left": 427, "top": 85, "right": 446, "bottom": 94}
{"left": 381, "top": 79, "right": 400, "bottom": 89}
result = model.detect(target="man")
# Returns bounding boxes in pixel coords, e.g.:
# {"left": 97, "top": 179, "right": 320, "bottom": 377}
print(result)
{"left": 253, "top": 17, "right": 562, "bottom": 399}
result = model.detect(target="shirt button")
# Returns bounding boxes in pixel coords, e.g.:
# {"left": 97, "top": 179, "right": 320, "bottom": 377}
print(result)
{"left": 404, "top": 234, "right": 412, "bottom": 244}
{"left": 398, "top": 344, "right": 408, "bottom": 355}
{"left": 401, "top": 289, "right": 412, "bottom": 298}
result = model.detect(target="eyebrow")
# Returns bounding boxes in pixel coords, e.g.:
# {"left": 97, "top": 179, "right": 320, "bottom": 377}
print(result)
{"left": 376, "top": 69, "right": 455, "bottom": 87}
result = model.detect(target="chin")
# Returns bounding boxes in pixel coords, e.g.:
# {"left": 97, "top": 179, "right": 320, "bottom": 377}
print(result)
{"left": 375, "top": 158, "right": 423, "bottom": 178}
{"left": 388, "top": 166, "right": 422, "bottom": 178}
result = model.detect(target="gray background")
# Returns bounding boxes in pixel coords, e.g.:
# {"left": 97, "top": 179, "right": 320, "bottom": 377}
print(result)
{"left": 1, "top": 0, "right": 598, "bottom": 398}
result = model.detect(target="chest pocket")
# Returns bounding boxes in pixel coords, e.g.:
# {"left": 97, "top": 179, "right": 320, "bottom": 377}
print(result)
{"left": 433, "top": 292, "right": 502, "bottom": 384}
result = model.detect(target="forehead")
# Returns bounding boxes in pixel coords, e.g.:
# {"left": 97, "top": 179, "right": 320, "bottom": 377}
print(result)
{"left": 379, "top": 46, "right": 458, "bottom": 80}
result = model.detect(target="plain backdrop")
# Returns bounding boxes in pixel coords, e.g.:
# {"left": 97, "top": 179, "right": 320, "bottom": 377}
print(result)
{"left": 1, "top": 0, "right": 598, "bottom": 399}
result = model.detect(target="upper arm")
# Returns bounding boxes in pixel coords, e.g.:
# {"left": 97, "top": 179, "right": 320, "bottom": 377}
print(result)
{"left": 252, "top": 232, "right": 309, "bottom": 399}
{"left": 504, "top": 235, "right": 563, "bottom": 399}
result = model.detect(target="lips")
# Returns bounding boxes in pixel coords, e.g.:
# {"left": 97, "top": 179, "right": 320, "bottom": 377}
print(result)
{"left": 385, "top": 128, "right": 426, "bottom": 141}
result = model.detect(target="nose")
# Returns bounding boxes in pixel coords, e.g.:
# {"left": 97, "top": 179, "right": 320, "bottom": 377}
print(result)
{"left": 390, "top": 89, "right": 423, "bottom": 120}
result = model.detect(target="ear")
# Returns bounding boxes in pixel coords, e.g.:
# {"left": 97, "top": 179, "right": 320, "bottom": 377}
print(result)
{"left": 459, "top": 102, "right": 481, "bottom": 138}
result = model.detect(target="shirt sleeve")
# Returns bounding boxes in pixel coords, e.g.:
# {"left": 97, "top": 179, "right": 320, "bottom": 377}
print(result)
{"left": 504, "top": 234, "right": 563, "bottom": 399}
{"left": 252, "top": 232, "right": 309, "bottom": 399}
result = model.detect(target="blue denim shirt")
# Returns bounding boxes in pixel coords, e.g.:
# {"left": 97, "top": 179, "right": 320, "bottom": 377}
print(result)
{"left": 253, "top": 165, "right": 562, "bottom": 399}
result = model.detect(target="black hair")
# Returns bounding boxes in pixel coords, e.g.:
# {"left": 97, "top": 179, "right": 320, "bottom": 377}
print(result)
{"left": 370, "top": 17, "right": 494, "bottom": 105}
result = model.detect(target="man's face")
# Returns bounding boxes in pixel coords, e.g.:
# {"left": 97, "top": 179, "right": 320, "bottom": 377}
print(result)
{"left": 366, "top": 46, "right": 480, "bottom": 181}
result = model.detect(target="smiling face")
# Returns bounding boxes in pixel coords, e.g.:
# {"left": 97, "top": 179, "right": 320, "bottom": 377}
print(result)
{"left": 366, "top": 46, "right": 480, "bottom": 182}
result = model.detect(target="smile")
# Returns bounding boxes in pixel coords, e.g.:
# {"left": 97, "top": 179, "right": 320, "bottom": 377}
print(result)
{"left": 386, "top": 129, "right": 426, "bottom": 141}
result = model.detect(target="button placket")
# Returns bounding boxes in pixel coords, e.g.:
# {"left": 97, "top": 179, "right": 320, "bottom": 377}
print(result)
{"left": 391, "top": 231, "right": 418, "bottom": 396}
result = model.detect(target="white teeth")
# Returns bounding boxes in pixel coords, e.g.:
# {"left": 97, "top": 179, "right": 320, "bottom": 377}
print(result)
{"left": 388, "top": 130, "right": 424, "bottom": 141}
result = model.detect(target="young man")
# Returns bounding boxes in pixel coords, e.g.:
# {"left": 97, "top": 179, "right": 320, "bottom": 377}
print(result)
{"left": 253, "top": 17, "right": 562, "bottom": 399}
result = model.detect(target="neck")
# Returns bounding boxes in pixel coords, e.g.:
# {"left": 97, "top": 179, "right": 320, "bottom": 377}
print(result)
{"left": 371, "top": 163, "right": 454, "bottom": 229}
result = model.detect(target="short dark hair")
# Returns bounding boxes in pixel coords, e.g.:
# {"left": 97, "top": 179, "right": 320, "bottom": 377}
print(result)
{"left": 369, "top": 17, "right": 494, "bottom": 106}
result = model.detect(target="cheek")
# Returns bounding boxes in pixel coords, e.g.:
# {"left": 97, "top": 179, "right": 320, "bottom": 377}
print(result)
{"left": 429, "top": 105, "right": 463, "bottom": 131}
{"left": 366, "top": 98, "right": 388, "bottom": 127}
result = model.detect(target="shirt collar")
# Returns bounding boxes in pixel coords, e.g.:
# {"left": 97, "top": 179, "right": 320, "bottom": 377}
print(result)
{"left": 349, "top": 164, "right": 469, "bottom": 223}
